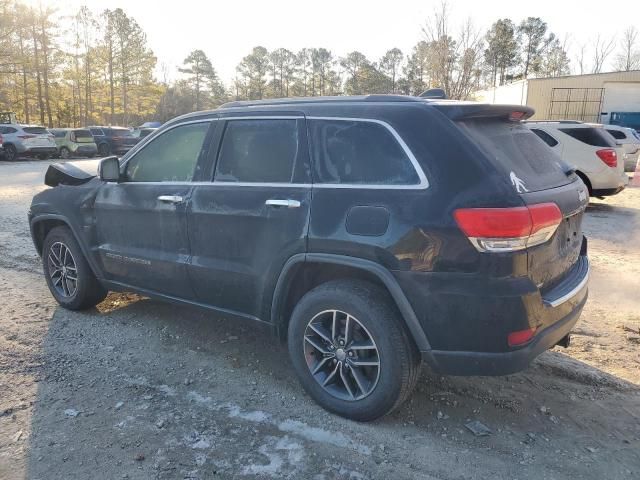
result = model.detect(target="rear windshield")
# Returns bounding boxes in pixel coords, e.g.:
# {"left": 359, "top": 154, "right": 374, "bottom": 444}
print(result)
{"left": 73, "top": 129, "right": 92, "bottom": 138}
{"left": 458, "top": 120, "right": 570, "bottom": 192}
{"left": 109, "top": 128, "right": 133, "bottom": 137}
{"left": 559, "top": 127, "right": 614, "bottom": 147}
{"left": 23, "top": 127, "right": 48, "bottom": 135}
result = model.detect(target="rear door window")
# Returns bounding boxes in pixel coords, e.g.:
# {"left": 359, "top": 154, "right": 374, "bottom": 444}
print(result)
{"left": 308, "top": 118, "right": 421, "bottom": 185}
{"left": 458, "top": 120, "right": 570, "bottom": 192}
{"left": 215, "top": 119, "right": 303, "bottom": 183}
{"left": 558, "top": 127, "right": 614, "bottom": 147}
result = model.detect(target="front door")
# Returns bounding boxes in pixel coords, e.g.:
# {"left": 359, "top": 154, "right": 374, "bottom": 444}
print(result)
{"left": 187, "top": 115, "right": 311, "bottom": 320}
{"left": 94, "top": 120, "right": 214, "bottom": 299}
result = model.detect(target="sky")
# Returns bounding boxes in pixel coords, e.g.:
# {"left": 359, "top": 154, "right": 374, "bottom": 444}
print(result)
{"left": 38, "top": 0, "right": 640, "bottom": 84}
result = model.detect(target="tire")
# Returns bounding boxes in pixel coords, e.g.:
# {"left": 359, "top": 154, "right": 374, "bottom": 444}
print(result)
{"left": 98, "top": 143, "right": 110, "bottom": 156}
{"left": 4, "top": 144, "right": 17, "bottom": 161}
{"left": 86, "top": 153, "right": 95, "bottom": 158}
{"left": 37, "top": 154, "right": 50, "bottom": 160}
{"left": 42, "top": 226, "right": 107, "bottom": 310}
{"left": 288, "top": 279, "right": 421, "bottom": 422}
{"left": 59, "top": 147, "right": 71, "bottom": 159}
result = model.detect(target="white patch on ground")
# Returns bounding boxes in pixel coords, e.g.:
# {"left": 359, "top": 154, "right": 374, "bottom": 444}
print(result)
{"left": 156, "top": 384, "right": 176, "bottom": 396}
{"left": 194, "top": 453, "right": 207, "bottom": 466}
{"left": 241, "top": 435, "right": 303, "bottom": 477}
{"left": 227, "top": 405, "right": 270, "bottom": 422}
{"left": 187, "top": 390, "right": 212, "bottom": 404}
{"left": 278, "top": 419, "right": 371, "bottom": 455}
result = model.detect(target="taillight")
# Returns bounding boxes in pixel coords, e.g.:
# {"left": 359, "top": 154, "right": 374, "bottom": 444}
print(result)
{"left": 596, "top": 149, "right": 617, "bottom": 167}
{"left": 508, "top": 327, "right": 536, "bottom": 347}
{"left": 454, "top": 203, "right": 562, "bottom": 252}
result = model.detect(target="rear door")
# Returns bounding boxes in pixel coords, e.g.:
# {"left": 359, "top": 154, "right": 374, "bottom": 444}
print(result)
{"left": 457, "top": 119, "right": 588, "bottom": 288}
{"left": 94, "top": 120, "right": 214, "bottom": 299}
{"left": 187, "top": 114, "right": 311, "bottom": 319}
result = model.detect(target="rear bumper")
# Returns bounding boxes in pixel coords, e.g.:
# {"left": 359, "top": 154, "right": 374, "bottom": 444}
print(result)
{"left": 592, "top": 186, "right": 625, "bottom": 196}
{"left": 21, "top": 146, "right": 58, "bottom": 156}
{"left": 396, "top": 247, "right": 590, "bottom": 376}
{"left": 423, "top": 288, "right": 587, "bottom": 375}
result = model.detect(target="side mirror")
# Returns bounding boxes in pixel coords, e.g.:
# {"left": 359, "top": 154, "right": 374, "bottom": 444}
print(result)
{"left": 98, "top": 156, "right": 120, "bottom": 182}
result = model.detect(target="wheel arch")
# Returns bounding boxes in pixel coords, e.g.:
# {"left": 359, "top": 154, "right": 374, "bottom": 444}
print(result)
{"left": 575, "top": 170, "right": 593, "bottom": 196}
{"left": 30, "top": 214, "right": 102, "bottom": 279}
{"left": 271, "top": 253, "right": 431, "bottom": 352}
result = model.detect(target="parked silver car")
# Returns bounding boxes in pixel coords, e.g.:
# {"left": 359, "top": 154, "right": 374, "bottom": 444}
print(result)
{"left": 0, "top": 124, "right": 58, "bottom": 161}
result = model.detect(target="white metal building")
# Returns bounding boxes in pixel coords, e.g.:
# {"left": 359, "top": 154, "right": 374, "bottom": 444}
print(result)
{"left": 474, "top": 71, "right": 640, "bottom": 123}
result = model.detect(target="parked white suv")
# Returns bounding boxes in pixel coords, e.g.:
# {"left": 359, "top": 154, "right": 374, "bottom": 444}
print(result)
{"left": 0, "top": 124, "right": 58, "bottom": 161}
{"left": 597, "top": 124, "right": 640, "bottom": 172}
{"left": 526, "top": 121, "right": 628, "bottom": 197}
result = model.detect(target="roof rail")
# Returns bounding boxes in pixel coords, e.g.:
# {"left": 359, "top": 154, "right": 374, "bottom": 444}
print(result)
{"left": 219, "top": 94, "right": 421, "bottom": 109}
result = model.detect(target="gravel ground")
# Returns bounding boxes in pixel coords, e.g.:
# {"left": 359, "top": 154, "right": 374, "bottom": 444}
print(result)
{"left": 0, "top": 159, "right": 639, "bottom": 480}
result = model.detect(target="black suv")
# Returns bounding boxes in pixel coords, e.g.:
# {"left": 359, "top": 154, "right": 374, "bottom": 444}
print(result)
{"left": 29, "top": 95, "right": 590, "bottom": 421}
{"left": 88, "top": 126, "right": 139, "bottom": 156}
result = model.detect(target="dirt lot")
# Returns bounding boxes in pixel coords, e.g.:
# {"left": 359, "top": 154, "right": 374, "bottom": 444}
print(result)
{"left": 0, "top": 159, "right": 639, "bottom": 480}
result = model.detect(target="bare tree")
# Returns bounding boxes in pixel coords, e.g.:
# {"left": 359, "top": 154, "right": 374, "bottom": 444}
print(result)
{"left": 591, "top": 34, "right": 616, "bottom": 74}
{"left": 614, "top": 26, "right": 640, "bottom": 71}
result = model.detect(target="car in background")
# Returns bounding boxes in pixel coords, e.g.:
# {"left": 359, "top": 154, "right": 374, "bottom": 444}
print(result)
{"left": 526, "top": 121, "right": 628, "bottom": 197}
{"left": 0, "top": 124, "right": 57, "bottom": 161}
{"left": 0, "top": 132, "right": 4, "bottom": 158}
{"left": 88, "top": 126, "right": 139, "bottom": 156}
{"left": 608, "top": 112, "right": 640, "bottom": 133}
{"left": 597, "top": 124, "right": 640, "bottom": 172}
{"left": 131, "top": 127, "right": 157, "bottom": 140}
{"left": 50, "top": 128, "right": 98, "bottom": 159}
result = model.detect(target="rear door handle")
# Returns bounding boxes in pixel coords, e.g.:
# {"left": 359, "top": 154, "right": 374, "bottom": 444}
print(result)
{"left": 265, "top": 199, "right": 301, "bottom": 208}
{"left": 157, "top": 195, "right": 184, "bottom": 204}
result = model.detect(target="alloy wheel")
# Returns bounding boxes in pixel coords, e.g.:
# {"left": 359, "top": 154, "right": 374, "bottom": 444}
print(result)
{"left": 47, "top": 241, "right": 78, "bottom": 298}
{"left": 303, "top": 309, "right": 381, "bottom": 401}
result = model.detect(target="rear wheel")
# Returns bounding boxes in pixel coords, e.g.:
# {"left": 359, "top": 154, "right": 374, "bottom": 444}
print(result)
{"left": 288, "top": 279, "right": 421, "bottom": 421}
{"left": 59, "top": 147, "right": 71, "bottom": 159}
{"left": 4, "top": 144, "right": 17, "bottom": 161}
{"left": 42, "top": 226, "right": 107, "bottom": 310}
{"left": 37, "top": 154, "right": 50, "bottom": 160}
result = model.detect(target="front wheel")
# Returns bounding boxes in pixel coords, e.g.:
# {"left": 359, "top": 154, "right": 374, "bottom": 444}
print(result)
{"left": 288, "top": 280, "right": 421, "bottom": 422}
{"left": 42, "top": 226, "right": 107, "bottom": 310}
{"left": 59, "top": 147, "right": 71, "bottom": 159}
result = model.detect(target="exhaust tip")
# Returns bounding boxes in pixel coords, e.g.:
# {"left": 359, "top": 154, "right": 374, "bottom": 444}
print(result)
{"left": 556, "top": 334, "right": 571, "bottom": 348}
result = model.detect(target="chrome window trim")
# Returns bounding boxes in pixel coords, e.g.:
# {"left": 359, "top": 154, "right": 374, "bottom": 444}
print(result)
{"left": 115, "top": 115, "right": 429, "bottom": 190}
{"left": 306, "top": 116, "right": 429, "bottom": 190}
{"left": 119, "top": 118, "right": 216, "bottom": 174}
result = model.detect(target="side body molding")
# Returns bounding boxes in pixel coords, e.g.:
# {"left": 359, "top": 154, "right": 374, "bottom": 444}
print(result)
{"left": 271, "top": 253, "right": 432, "bottom": 353}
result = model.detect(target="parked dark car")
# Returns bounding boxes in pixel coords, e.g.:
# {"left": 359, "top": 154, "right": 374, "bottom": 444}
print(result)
{"left": 29, "top": 95, "right": 590, "bottom": 421}
{"left": 88, "top": 126, "right": 139, "bottom": 156}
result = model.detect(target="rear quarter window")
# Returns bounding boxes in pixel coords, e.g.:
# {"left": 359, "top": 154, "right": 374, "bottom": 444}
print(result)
{"left": 606, "top": 129, "right": 626, "bottom": 140}
{"left": 559, "top": 127, "right": 614, "bottom": 147}
{"left": 308, "top": 118, "right": 421, "bottom": 186}
{"left": 458, "top": 120, "right": 570, "bottom": 192}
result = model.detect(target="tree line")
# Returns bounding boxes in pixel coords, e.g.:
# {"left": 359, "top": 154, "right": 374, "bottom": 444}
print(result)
{"left": 1, "top": 0, "right": 638, "bottom": 127}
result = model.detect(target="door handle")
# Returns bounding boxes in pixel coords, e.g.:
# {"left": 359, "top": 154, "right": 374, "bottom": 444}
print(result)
{"left": 265, "top": 199, "right": 301, "bottom": 208}
{"left": 157, "top": 195, "right": 184, "bottom": 204}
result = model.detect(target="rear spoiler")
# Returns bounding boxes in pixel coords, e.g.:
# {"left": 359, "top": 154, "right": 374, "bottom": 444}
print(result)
{"left": 430, "top": 102, "right": 535, "bottom": 122}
